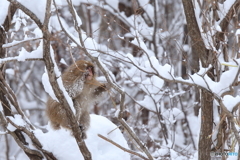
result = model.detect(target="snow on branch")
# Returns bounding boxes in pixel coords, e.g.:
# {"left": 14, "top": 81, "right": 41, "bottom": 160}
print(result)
{"left": 0, "top": 40, "right": 44, "bottom": 64}
{"left": 17, "top": 0, "right": 47, "bottom": 23}
{"left": 2, "top": 37, "right": 42, "bottom": 49}
{"left": 8, "top": 0, "right": 43, "bottom": 28}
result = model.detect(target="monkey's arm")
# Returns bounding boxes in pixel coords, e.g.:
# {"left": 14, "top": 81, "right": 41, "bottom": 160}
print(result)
{"left": 64, "top": 76, "right": 85, "bottom": 98}
{"left": 93, "top": 84, "right": 107, "bottom": 96}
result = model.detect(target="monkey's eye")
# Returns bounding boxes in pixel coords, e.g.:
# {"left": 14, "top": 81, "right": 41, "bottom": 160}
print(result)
{"left": 86, "top": 66, "right": 94, "bottom": 75}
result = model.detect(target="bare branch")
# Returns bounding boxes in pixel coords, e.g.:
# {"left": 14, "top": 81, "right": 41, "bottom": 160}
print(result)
{"left": 214, "top": 94, "right": 240, "bottom": 148}
{"left": 0, "top": 112, "right": 43, "bottom": 160}
{"left": 98, "top": 134, "right": 149, "bottom": 160}
{"left": 43, "top": 1, "right": 92, "bottom": 159}
{"left": 0, "top": 57, "right": 43, "bottom": 65}
{"left": 7, "top": 117, "right": 57, "bottom": 160}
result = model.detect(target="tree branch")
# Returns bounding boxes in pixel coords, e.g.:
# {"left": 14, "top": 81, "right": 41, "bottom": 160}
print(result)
{"left": 43, "top": 1, "right": 92, "bottom": 159}
{"left": 0, "top": 112, "right": 43, "bottom": 160}
{"left": 7, "top": 0, "right": 43, "bottom": 29}
{"left": 7, "top": 117, "right": 57, "bottom": 160}
{"left": 98, "top": 134, "right": 149, "bottom": 160}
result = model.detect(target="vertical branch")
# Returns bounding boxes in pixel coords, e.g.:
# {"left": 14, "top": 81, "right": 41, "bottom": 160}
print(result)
{"left": 5, "top": 0, "right": 90, "bottom": 159}
{"left": 43, "top": 1, "right": 92, "bottom": 159}
{"left": 182, "top": 0, "right": 208, "bottom": 70}
{"left": 4, "top": 134, "right": 10, "bottom": 160}
{"left": 152, "top": 0, "right": 158, "bottom": 58}
{"left": 182, "top": 1, "right": 213, "bottom": 160}
{"left": 178, "top": 95, "right": 196, "bottom": 150}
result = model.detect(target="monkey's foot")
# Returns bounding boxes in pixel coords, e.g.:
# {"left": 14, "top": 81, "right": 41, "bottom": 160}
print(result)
{"left": 79, "top": 125, "right": 87, "bottom": 139}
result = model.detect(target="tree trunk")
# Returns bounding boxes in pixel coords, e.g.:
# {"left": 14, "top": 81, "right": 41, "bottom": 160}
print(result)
{"left": 199, "top": 90, "right": 213, "bottom": 160}
{"left": 182, "top": 1, "right": 213, "bottom": 159}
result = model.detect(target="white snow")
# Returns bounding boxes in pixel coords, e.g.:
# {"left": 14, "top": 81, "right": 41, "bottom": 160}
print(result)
{"left": 183, "top": 44, "right": 189, "bottom": 52}
{"left": 141, "top": 75, "right": 164, "bottom": 95}
{"left": 60, "top": 58, "right": 68, "bottom": 65}
{"left": 171, "top": 108, "right": 185, "bottom": 120}
{"left": 105, "top": 0, "right": 119, "bottom": 11}
{"left": 35, "top": 114, "right": 130, "bottom": 160}
{"left": 236, "top": 29, "right": 240, "bottom": 35}
{"left": 18, "top": 41, "right": 43, "bottom": 61}
{"left": 222, "top": 95, "right": 240, "bottom": 112}
{"left": 7, "top": 114, "right": 26, "bottom": 132}
{"left": 170, "top": 149, "right": 188, "bottom": 160}
{"left": 33, "top": 28, "right": 43, "bottom": 37}
{"left": 2, "top": 37, "right": 42, "bottom": 49}
{"left": 0, "top": 0, "right": 10, "bottom": 25}
{"left": 0, "top": 57, "right": 18, "bottom": 65}
{"left": 138, "top": 0, "right": 154, "bottom": 23}
{"left": 235, "top": 29, "right": 240, "bottom": 42}
{"left": 152, "top": 148, "right": 169, "bottom": 157}
{"left": 17, "top": 0, "right": 47, "bottom": 23}
{"left": 126, "top": 53, "right": 138, "bottom": 65}
{"left": 0, "top": 103, "right": 2, "bottom": 112}
{"left": 137, "top": 95, "right": 156, "bottom": 112}
{"left": 5, "top": 68, "right": 15, "bottom": 75}
{"left": 215, "top": 25, "right": 222, "bottom": 32}
{"left": 7, "top": 123, "right": 16, "bottom": 132}
{"left": 14, "top": 18, "right": 22, "bottom": 32}
{"left": 73, "top": 6, "right": 82, "bottom": 26}
{"left": 42, "top": 71, "right": 58, "bottom": 101}
{"left": 218, "top": 0, "right": 236, "bottom": 22}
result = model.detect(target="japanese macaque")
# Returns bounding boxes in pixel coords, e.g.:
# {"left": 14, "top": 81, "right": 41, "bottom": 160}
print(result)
{"left": 46, "top": 60, "right": 107, "bottom": 139}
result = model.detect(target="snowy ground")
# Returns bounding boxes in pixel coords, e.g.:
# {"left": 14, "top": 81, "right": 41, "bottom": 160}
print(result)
{"left": 34, "top": 114, "right": 130, "bottom": 160}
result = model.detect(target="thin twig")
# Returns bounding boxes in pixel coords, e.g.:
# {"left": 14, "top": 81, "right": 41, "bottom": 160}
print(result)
{"left": 98, "top": 134, "right": 149, "bottom": 160}
{"left": 0, "top": 57, "right": 43, "bottom": 65}
{"left": 2, "top": 37, "right": 42, "bottom": 49}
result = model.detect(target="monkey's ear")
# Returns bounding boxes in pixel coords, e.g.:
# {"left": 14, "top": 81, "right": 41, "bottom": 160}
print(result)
{"left": 93, "top": 84, "right": 107, "bottom": 96}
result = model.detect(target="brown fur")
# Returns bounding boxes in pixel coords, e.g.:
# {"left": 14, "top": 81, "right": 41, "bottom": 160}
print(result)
{"left": 46, "top": 60, "right": 106, "bottom": 138}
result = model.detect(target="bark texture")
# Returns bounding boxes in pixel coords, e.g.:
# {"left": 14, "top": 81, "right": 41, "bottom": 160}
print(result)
{"left": 182, "top": 1, "right": 213, "bottom": 159}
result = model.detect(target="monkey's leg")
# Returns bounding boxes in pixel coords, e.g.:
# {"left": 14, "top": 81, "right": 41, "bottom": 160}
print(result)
{"left": 47, "top": 100, "right": 71, "bottom": 130}
{"left": 78, "top": 112, "right": 90, "bottom": 139}
{"left": 51, "top": 121, "right": 61, "bottom": 130}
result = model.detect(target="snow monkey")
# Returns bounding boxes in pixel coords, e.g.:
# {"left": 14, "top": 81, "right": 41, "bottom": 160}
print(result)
{"left": 46, "top": 60, "right": 107, "bottom": 139}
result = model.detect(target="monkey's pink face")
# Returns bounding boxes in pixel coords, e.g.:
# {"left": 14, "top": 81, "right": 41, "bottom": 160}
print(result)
{"left": 85, "top": 66, "right": 94, "bottom": 80}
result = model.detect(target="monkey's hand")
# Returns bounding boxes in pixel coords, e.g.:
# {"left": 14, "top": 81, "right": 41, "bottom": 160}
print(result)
{"left": 93, "top": 84, "right": 107, "bottom": 96}
{"left": 79, "top": 124, "right": 87, "bottom": 139}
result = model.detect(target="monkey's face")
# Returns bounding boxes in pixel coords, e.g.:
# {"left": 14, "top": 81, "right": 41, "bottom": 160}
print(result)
{"left": 85, "top": 66, "right": 94, "bottom": 81}
{"left": 69, "top": 60, "right": 95, "bottom": 82}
